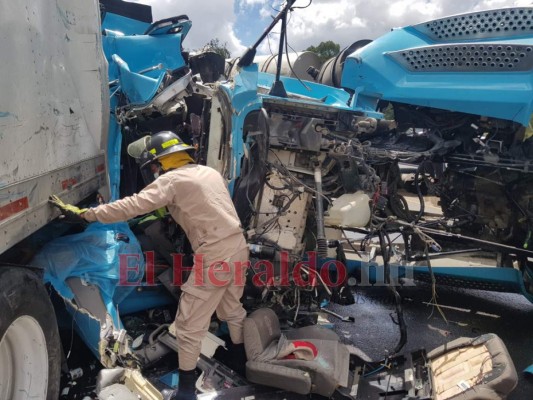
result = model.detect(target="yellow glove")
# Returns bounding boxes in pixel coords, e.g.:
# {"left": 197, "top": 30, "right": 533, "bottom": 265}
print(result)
{"left": 49, "top": 195, "right": 89, "bottom": 224}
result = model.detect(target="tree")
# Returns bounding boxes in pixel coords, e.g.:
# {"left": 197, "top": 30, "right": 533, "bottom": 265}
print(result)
{"left": 201, "top": 38, "right": 231, "bottom": 59}
{"left": 306, "top": 41, "right": 340, "bottom": 63}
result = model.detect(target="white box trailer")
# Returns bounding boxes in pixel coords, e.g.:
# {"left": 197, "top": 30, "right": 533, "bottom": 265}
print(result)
{"left": 0, "top": 0, "right": 109, "bottom": 255}
{"left": 0, "top": 1, "right": 108, "bottom": 398}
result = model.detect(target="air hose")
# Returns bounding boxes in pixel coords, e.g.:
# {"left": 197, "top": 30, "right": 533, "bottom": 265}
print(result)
{"left": 314, "top": 162, "right": 328, "bottom": 259}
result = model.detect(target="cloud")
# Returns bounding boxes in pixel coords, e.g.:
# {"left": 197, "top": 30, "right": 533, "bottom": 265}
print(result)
{"left": 240, "top": 0, "right": 264, "bottom": 4}
{"left": 275, "top": 0, "right": 531, "bottom": 52}
{"left": 134, "top": 0, "right": 532, "bottom": 57}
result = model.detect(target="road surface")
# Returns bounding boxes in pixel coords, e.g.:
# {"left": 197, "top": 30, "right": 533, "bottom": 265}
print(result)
{"left": 329, "top": 282, "right": 533, "bottom": 399}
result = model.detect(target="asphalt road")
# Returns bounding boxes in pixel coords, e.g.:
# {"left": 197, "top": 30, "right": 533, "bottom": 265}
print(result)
{"left": 329, "top": 282, "right": 533, "bottom": 399}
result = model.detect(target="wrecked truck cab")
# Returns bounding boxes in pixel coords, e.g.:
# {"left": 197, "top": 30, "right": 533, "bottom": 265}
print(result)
{"left": 334, "top": 7, "right": 533, "bottom": 303}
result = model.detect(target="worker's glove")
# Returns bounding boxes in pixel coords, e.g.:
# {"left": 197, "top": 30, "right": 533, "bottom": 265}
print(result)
{"left": 49, "top": 195, "right": 89, "bottom": 225}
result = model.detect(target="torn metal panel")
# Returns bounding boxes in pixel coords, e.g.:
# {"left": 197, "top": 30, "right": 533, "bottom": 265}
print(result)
{"left": 67, "top": 277, "right": 110, "bottom": 324}
{"left": 33, "top": 222, "right": 144, "bottom": 364}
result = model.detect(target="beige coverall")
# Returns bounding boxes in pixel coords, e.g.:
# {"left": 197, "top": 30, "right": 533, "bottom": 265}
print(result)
{"left": 84, "top": 164, "right": 249, "bottom": 370}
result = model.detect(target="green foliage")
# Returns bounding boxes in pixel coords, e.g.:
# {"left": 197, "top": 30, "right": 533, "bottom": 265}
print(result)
{"left": 383, "top": 103, "right": 395, "bottom": 120}
{"left": 201, "top": 38, "right": 231, "bottom": 59}
{"left": 306, "top": 40, "right": 340, "bottom": 63}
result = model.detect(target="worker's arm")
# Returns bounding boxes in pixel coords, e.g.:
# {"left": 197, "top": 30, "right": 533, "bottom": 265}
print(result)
{"left": 83, "top": 175, "right": 174, "bottom": 223}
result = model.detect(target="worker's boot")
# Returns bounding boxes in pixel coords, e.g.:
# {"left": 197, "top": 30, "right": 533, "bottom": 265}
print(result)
{"left": 167, "top": 369, "right": 198, "bottom": 400}
{"left": 226, "top": 343, "right": 247, "bottom": 377}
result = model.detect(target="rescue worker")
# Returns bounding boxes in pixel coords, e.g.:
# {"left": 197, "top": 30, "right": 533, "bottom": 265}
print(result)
{"left": 50, "top": 131, "right": 249, "bottom": 400}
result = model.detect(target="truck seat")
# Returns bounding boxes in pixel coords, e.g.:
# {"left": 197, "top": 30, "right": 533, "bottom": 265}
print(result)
{"left": 243, "top": 308, "right": 350, "bottom": 397}
{"left": 429, "top": 334, "right": 517, "bottom": 400}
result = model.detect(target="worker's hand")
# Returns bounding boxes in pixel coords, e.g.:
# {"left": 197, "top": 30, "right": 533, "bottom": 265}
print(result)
{"left": 49, "top": 195, "right": 89, "bottom": 225}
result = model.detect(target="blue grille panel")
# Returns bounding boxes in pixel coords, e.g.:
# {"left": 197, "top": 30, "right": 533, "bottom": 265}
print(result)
{"left": 414, "top": 8, "right": 533, "bottom": 41}
{"left": 388, "top": 43, "right": 533, "bottom": 72}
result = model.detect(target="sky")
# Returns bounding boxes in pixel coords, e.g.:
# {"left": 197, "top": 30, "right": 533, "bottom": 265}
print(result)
{"left": 132, "top": 0, "right": 533, "bottom": 57}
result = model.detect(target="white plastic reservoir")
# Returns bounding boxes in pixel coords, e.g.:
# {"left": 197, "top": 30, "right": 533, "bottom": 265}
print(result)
{"left": 324, "top": 192, "right": 371, "bottom": 228}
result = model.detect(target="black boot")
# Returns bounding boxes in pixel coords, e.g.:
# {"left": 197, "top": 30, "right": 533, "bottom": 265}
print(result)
{"left": 167, "top": 369, "right": 197, "bottom": 400}
{"left": 226, "top": 343, "right": 247, "bottom": 377}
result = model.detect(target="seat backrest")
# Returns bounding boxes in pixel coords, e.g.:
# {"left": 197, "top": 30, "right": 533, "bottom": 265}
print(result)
{"left": 428, "top": 334, "right": 517, "bottom": 400}
{"left": 243, "top": 308, "right": 281, "bottom": 361}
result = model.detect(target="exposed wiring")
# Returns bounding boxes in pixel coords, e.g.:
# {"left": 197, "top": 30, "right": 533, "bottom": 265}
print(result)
{"left": 270, "top": 3, "right": 282, "bottom": 13}
{"left": 412, "top": 225, "right": 442, "bottom": 253}
{"left": 413, "top": 161, "right": 427, "bottom": 223}
{"left": 264, "top": 172, "right": 292, "bottom": 190}
{"left": 438, "top": 189, "right": 485, "bottom": 220}
{"left": 446, "top": 155, "right": 533, "bottom": 172}
{"left": 424, "top": 243, "right": 448, "bottom": 323}
{"left": 65, "top": 302, "right": 81, "bottom": 360}
{"left": 453, "top": 170, "right": 505, "bottom": 186}
{"left": 286, "top": 35, "right": 300, "bottom": 56}
{"left": 397, "top": 219, "right": 533, "bottom": 256}
{"left": 364, "top": 366, "right": 385, "bottom": 377}
{"left": 267, "top": 32, "right": 276, "bottom": 56}
{"left": 383, "top": 369, "right": 394, "bottom": 400}
{"left": 384, "top": 220, "right": 448, "bottom": 323}
{"left": 341, "top": 229, "right": 362, "bottom": 258}
{"left": 293, "top": 287, "right": 301, "bottom": 323}
{"left": 283, "top": 14, "right": 311, "bottom": 91}
{"left": 475, "top": 355, "right": 494, "bottom": 384}
{"left": 299, "top": 265, "right": 332, "bottom": 296}
{"left": 255, "top": 191, "right": 301, "bottom": 236}
{"left": 378, "top": 229, "right": 407, "bottom": 355}
{"left": 363, "top": 359, "right": 390, "bottom": 377}
{"left": 268, "top": 150, "right": 332, "bottom": 204}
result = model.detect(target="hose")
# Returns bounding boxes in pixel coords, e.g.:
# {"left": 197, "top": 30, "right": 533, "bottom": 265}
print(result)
{"left": 378, "top": 230, "right": 407, "bottom": 355}
{"left": 413, "top": 162, "right": 426, "bottom": 223}
{"left": 389, "top": 194, "right": 413, "bottom": 222}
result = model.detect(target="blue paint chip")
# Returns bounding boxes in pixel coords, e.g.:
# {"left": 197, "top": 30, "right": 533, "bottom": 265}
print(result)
{"left": 524, "top": 365, "right": 533, "bottom": 375}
